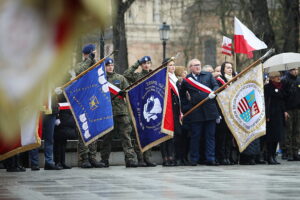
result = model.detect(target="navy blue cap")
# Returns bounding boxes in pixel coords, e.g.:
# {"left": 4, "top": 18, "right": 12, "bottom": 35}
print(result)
{"left": 82, "top": 44, "right": 96, "bottom": 54}
{"left": 105, "top": 57, "right": 114, "bottom": 65}
{"left": 139, "top": 56, "right": 151, "bottom": 64}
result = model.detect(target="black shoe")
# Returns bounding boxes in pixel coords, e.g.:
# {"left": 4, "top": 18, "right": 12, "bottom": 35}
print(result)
{"left": 219, "top": 159, "right": 229, "bottom": 165}
{"left": 175, "top": 160, "right": 185, "bottom": 166}
{"left": 206, "top": 160, "right": 219, "bottom": 166}
{"left": 44, "top": 163, "right": 62, "bottom": 170}
{"left": 17, "top": 165, "right": 26, "bottom": 172}
{"left": 255, "top": 159, "right": 267, "bottom": 164}
{"left": 58, "top": 163, "right": 72, "bottom": 169}
{"left": 89, "top": 159, "right": 105, "bottom": 168}
{"left": 80, "top": 160, "right": 93, "bottom": 168}
{"left": 273, "top": 156, "right": 281, "bottom": 164}
{"left": 100, "top": 160, "right": 109, "bottom": 168}
{"left": 267, "top": 156, "right": 276, "bottom": 165}
{"left": 144, "top": 160, "right": 157, "bottom": 167}
{"left": 126, "top": 161, "right": 138, "bottom": 168}
{"left": 7, "top": 167, "right": 24, "bottom": 172}
{"left": 31, "top": 165, "right": 40, "bottom": 171}
{"left": 188, "top": 161, "right": 197, "bottom": 166}
{"left": 137, "top": 161, "right": 147, "bottom": 167}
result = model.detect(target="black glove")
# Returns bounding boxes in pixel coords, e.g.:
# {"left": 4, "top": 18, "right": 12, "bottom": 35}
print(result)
{"left": 118, "top": 90, "right": 127, "bottom": 98}
{"left": 137, "top": 59, "right": 141, "bottom": 65}
{"left": 89, "top": 52, "right": 95, "bottom": 59}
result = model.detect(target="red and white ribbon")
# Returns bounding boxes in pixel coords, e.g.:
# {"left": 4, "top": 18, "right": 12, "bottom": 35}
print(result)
{"left": 58, "top": 102, "right": 70, "bottom": 110}
{"left": 108, "top": 82, "right": 124, "bottom": 99}
{"left": 184, "top": 77, "right": 212, "bottom": 94}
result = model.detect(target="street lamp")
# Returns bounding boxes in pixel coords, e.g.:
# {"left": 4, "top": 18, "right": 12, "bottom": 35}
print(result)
{"left": 159, "top": 22, "right": 170, "bottom": 60}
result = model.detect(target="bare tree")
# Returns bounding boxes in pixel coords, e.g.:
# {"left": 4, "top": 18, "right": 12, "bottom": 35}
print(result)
{"left": 282, "top": 0, "right": 299, "bottom": 52}
{"left": 112, "top": 0, "right": 135, "bottom": 73}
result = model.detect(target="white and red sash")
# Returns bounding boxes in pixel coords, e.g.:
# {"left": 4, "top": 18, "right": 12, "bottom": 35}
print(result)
{"left": 108, "top": 82, "right": 124, "bottom": 99}
{"left": 58, "top": 102, "right": 70, "bottom": 110}
{"left": 216, "top": 77, "right": 226, "bottom": 86}
{"left": 184, "top": 77, "right": 212, "bottom": 94}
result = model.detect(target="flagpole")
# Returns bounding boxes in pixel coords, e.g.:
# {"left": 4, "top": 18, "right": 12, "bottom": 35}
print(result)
{"left": 62, "top": 50, "right": 117, "bottom": 88}
{"left": 234, "top": 52, "right": 237, "bottom": 72}
{"left": 183, "top": 48, "right": 274, "bottom": 118}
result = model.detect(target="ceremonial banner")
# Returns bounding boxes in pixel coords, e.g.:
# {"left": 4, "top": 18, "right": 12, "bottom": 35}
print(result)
{"left": 0, "top": 0, "right": 112, "bottom": 139}
{"left": 0, "top": 112, "right": 42, "bottom": 161}
{"left": 64, "top": 62, "right": 113, "bottom": 146}
{"left": 216, "top": 64, "right": 266, "bottom": 152}
{"left": 126, "top": 68, "right": 174, "bottom": 152}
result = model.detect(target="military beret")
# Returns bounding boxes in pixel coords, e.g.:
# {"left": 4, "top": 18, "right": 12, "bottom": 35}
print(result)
{"left": 105, "top": 57, "right": 114, "bottom": 65}
{"left": 139, "top": 56, "right": 151, "bottom": 64}
{"left": 82, "top": 44, "right": 96, "bottom": 54}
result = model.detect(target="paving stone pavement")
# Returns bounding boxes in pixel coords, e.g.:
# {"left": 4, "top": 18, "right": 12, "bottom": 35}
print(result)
{"left": 1, "top": 159, "right": 300, "bottom": 200}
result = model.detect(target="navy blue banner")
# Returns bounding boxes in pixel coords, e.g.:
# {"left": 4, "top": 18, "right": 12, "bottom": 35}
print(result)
{"left": 127, "top": 68, "right": 173, "bottom": 152}
{"left": 64, "top": 62, "right": 113, "bottom": 145}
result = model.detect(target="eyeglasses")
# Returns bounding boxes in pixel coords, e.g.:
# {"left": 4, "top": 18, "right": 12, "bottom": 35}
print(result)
{"left": 191, "top": 64, "right": 201, "bottom": 67}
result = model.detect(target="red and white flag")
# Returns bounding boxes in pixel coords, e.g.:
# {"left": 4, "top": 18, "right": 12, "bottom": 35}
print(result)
{"left": 221, "top": 36, "right": 232, "bottom": 56}
{"left": 234, "top": 17, "right": 267, "bottom": 58}
{"left": 0, "top": 113, "right": 42, "bottom": 161}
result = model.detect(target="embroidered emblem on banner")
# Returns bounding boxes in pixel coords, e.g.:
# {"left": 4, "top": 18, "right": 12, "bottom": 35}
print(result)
{"left": 232, "top": 82, "right": 264, "bottom": 132}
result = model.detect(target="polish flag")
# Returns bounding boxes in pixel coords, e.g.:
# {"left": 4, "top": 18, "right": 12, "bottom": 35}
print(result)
{"left": 222, "top": 36, "right": 232, "bottom": 56}
{"left": 0, "top": 113, "right": 42, "bottom": 161}
{"left": 234, "top": 17, "right": 267, "bottom": 58}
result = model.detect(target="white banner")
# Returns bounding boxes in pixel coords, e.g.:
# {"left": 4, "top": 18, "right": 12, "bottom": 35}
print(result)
{"left": 216, "top": 64, "right": 266, "bottom": 152}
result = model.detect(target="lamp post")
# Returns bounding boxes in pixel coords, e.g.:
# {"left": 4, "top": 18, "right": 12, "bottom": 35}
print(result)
{"left": 159, "top": 22, "right": 170, "bottom": 60}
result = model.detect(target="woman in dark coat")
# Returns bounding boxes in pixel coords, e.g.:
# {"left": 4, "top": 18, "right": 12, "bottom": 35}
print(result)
{"left": 160, "top": 58, "right": 182, "bottom": 166}
{"left": 264, "top": 71, "right": 287, "bottom": 164}
{"left": 53, "top": 94, "right": 78, "bottom": 169}
{"left": 215, "top": 62, "right": 236, "bottom": 165}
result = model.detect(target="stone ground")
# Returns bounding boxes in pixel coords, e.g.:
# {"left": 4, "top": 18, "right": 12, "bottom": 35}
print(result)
{"left": 0, "top": 159, "right": 300, "bottom": 200}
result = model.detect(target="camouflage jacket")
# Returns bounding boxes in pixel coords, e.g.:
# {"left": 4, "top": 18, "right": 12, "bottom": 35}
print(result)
{"left": 107, "top": 72, "right": 129, "bottom": 116}
{"left": 123, "top": 61, "right": 150, "bottom": 84}
{"left": 74, "top": 57, "right": 96, "bottom": 75}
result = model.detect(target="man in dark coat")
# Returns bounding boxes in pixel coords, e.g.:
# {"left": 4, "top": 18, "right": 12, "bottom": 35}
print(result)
{"left": 180, "top": 58, "right": 219, "bottom": 166}
{"left": 281, "top": 68, "right": 300, "bottom": 161}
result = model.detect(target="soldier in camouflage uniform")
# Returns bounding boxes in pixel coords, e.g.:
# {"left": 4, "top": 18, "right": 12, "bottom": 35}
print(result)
{"left": 99, "top": 58, "right": 138, "bottom": 168}
{"left": 74, "top": 44, "right": 104, "bottom": 168}
{"left": 123, "top": 56, "right": 157, "bottom": 167}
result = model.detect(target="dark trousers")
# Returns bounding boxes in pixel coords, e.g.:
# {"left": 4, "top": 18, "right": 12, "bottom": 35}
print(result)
{"left": 189, "top": 120, "right": 216, "bottom": 163}
{"left": 54, "top": 140, "right": 67, "bottom": 165}
{"left": 216, "top": 122, "right": 233, "bottom": 162}
{"left": 160, "top": 138, "right": 174, "bottom": 160}
{"left": 174, "top": 131, "right": 189, "bottom": 162}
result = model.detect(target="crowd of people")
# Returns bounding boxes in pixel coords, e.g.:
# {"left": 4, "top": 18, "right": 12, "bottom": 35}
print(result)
{"left": 2, "top": 44, "right": 299, "bottom": 172}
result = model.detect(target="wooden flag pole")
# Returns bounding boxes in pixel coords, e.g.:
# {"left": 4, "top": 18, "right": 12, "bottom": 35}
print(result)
{"left": 183, "top": 48, "right": 274, "bottom": 118}
{"left": 62, "top": 50, "right": 116, "bottom": 89}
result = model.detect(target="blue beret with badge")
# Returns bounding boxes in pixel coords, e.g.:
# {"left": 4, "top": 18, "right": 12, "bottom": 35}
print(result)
{"left": 139, "top": 56, "right": 151, "bottom": 64}
{"left": 82, "top": 44, "right": 96, "bottom": 54}
{"left": 105, "top": 57, "right": 114, "bottom": 65}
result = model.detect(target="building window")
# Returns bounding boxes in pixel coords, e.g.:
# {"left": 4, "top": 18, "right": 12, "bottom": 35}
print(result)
{"left": 204, "top": 39, "right": 216, "bottom": 66}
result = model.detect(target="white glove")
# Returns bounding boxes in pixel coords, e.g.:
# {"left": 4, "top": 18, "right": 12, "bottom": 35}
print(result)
{"left": 208, "top": 92, "right": 216, "bottom": 99}
{"left": 55, "top": 87, "right": 63, "bottom": 95}
{"left": 55, "top": 119, "right": 61, "bottom": 126}
{"left": 216, "top": 116, "right": 222, "bottom": 124}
